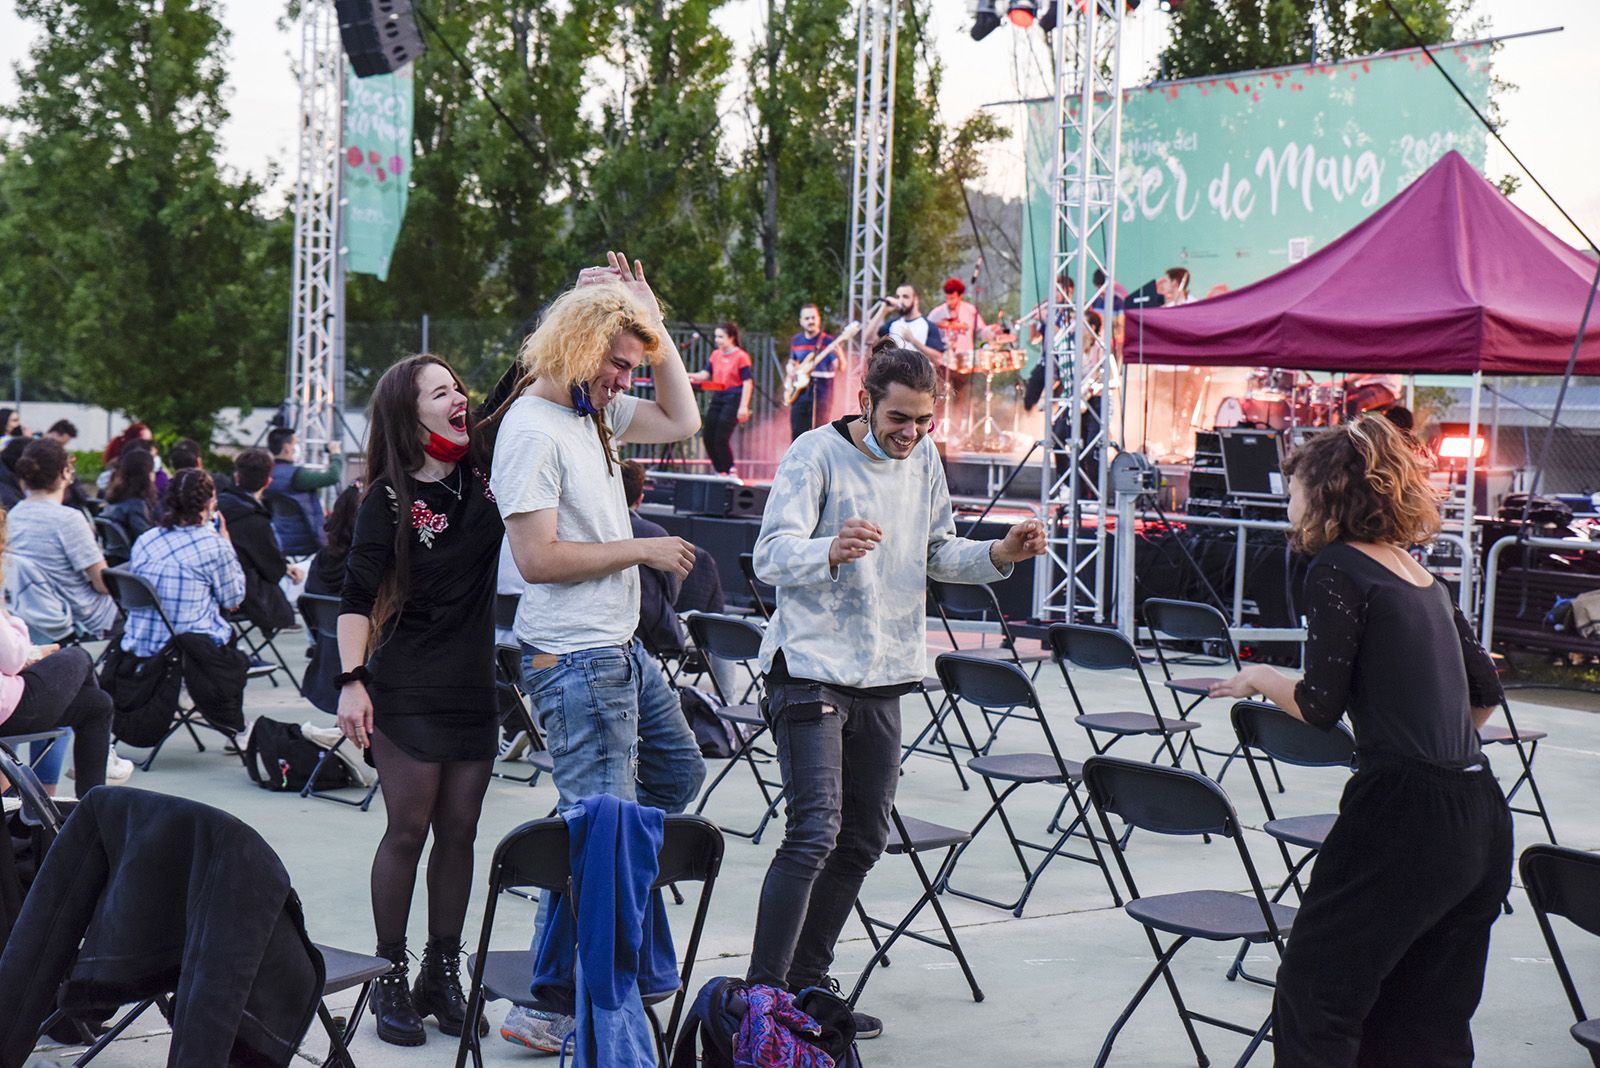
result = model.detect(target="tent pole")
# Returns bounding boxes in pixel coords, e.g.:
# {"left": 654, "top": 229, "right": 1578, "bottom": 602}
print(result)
{"left": 1460, "top": 371, "right": 1482, "bottom": 618}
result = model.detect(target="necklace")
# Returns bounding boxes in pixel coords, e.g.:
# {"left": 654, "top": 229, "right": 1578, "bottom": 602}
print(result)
{"left": 430, "top": 466, "right": 462, "bottom": 502}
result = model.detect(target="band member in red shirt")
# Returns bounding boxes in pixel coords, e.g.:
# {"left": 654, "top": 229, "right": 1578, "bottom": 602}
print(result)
{"left": 689, "top": 321, "right": 753, "bottom": 476}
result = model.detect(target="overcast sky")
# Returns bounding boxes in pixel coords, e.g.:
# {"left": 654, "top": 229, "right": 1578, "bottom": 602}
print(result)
{"left": 2, "top": 0, "right": 1595, "bottom": 249}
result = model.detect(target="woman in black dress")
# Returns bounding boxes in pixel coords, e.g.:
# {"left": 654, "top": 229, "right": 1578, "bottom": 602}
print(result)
{"left": 1210, "top": 413, "right": 1510, "bottom": 1066}
{"left": 336, "top": 355, "right": 504, "bottom": 1046}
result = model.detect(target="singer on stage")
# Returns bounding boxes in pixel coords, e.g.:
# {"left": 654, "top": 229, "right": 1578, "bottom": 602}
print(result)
{"left": 688, "top": 321, "right": 753, "bottom": 477}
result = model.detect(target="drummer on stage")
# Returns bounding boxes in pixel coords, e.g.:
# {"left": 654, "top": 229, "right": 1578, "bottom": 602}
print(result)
{"left": 927, "top": 277, "right": 999, "bottom": 441}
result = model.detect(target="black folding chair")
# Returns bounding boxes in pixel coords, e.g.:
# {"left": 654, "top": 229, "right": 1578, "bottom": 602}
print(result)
{"left": 1048, "top": 623, "right": 1202, "bottom": 773}
{"left": 289, "top": 594, "right": 382, "bottom": 810}
{"left": 1480, "top": 697, "right": 1555, "bottom": 843}
{"left": 1225, "top": 701, "right": 1355, "bottom": 986}
{"left": 456, "top": 814, "right": 725, "bottom": 1068}
{"left": 0, "top": 738, "right": 73, "bottom": 843}
{"left": 491, "top": 642, "right": 553, "bottom": 788}
{"left": 737, "top": 552, "right": 775, "bottom": 620}
{"left": 849, "top": 806, "right": 984, "bottom": 1005}
{"left": 1520, "top": 844, "right": 1600, "bottom": 1066}
{"left": 897, "top": 671, "right": 974, "bottom": 790}
{"left": 228, "top": 607, "right": 296, "bottom": 688}
{"left": 928, "top": 579, "right": 1050, "bottom": 673}
{"left": 14, "top": 789, "right": 390, "bottom": 1068}
{"left": 686, "top": 613, "right": 783, "bottom": 842}
{"left": 1144, "top": 598, "right": 1282, "bottom": 790}
{"left": 1083, "top": 756, "right": 1294, "bottom": 1068}
{"left": 936, "top": 653, "right": 1122, "bottom": 917}
{"left": 93, "top": 517, "right": 133, "bottom": 569}
{"left": 101, "top": 567, "right": 270, "bottom": 772}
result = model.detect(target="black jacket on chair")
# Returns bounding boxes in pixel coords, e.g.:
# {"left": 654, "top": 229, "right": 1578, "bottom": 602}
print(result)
{"left": 217, "top": 486, "right": 295, "bottom": 634}
{"left": 0, "top": 787, "right": 324, "bottom": 1068}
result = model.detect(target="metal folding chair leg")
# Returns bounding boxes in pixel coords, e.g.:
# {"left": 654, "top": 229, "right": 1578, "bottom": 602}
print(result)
{"left": 899, "top": 689, "right": 973, "bottom": 790}
{"left": 692, "top": 724, "right": 783, "bottom": 842}
{"left": 300, "top": 737, "right": 382, "bottom": 811}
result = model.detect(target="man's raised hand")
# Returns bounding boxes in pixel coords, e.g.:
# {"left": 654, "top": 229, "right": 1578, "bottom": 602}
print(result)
{"left": 829, "top": 518, "right": 883, "bottom": 568}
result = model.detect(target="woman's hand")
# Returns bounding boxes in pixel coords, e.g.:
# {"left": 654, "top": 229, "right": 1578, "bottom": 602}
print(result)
{"left": 737, "top": 407, "right": 751, "bottom": 425}
{"left": 337, "top": 681, "right": 374, "bottom": 749}
{"left": 1209, "top": 666, "right": 1263, "bottom": 699}
{"left": 25, "top": 643, "right": 59, "bottom": 666}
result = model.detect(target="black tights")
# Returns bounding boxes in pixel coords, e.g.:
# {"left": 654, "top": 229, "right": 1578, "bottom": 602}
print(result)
{"left": 369, "top": 730, "right": 493, "bottom": 947}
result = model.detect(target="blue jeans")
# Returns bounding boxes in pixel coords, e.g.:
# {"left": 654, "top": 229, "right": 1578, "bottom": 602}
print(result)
{"left": 521, "top": 639, "right": 706, "bottom": 813}
{"left": 521, "top": 640, "right": 707, "bottom": 967}
{"left": 29, "top": 729, "right": 71, "bottom": 786}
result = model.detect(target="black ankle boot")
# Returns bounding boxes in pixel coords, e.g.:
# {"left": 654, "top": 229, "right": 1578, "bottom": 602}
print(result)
{"left": 412, "top": 938, "right": 487, "bottom": 1037}
{"left": 372, "top": 940, "right": 426, "bottom": 1047}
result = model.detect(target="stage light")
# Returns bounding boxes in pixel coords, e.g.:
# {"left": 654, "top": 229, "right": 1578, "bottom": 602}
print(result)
{"left": 1007, "top": 1, "right": 1038, "bottom": 29}
{"left": 1437, "top": 434, "right": 1487, "bottom": 462}
{"left": 971, "top": 0, "right": 1002, "bottom": 40}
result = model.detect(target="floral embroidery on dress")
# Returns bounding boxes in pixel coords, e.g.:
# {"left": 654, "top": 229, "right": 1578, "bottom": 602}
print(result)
{"left": 411, "top": 500, "right": 449, "bottom": 548}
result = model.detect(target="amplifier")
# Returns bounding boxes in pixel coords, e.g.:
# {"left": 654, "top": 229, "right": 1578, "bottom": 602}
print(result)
{"left": 673, "top": 480, "right": 771, "bottom": 518}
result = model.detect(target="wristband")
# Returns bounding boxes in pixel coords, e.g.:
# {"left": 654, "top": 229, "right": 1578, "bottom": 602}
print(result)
{"left": 335, "top": 665, "right": 371, "bottom": 689}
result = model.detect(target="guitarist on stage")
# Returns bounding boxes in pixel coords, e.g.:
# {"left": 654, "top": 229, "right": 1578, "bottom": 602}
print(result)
{"left": 786, "top": 304, "right": 836, "bottom": 440}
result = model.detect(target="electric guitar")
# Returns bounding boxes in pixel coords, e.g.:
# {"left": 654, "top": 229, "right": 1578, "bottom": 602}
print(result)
{"left": 782, "top": 321, "right": 860, "bottom": 407}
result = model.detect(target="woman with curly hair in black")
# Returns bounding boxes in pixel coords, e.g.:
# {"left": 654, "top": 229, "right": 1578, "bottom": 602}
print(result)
{"left": 1210, "top": 414, "right": 1510, "bottom": 1066}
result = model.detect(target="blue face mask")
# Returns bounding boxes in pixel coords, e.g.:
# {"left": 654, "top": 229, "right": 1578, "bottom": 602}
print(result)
{"left": 862, "top": 406, "right": 891, "bottom": 461}
{"left": 570, "top": 383, "right": 599, "bottom": 418}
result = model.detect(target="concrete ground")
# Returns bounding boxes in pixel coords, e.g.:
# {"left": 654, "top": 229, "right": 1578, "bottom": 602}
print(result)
{"left": 19, "top": 650, "right": 1600, "bottom": 1067}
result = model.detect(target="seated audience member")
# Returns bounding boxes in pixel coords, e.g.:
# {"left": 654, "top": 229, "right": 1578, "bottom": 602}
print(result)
{"left": 0, "top": 437, "right": 27, "bottom": 511}
{"left": 170, "top": 436, "right": 233, "bottom": 494}
{"left": 122, "top": 470, "right": 250, "bottom": 721}
{"left": 99, "top": 447, "right": 161, "bottom": 542}
{"left": 44, "top": 420, "right": 77, "bottom": 447}
{"left": 0, "top": 409, "right": 23, "bottom": 438}
{"left": 5, "top": 439, "right": 118, "bottom": 642}
{"left": 620, "top": 462, "right": 685, "bottom": 654}
{"left": 217, "top": 448, "right": 301, "bottom": 634}
{"left": 304, "top": 483, "right": 361, "bottom": 597}
{"left": 0, "top": 513, "right": 117, "bottom": 797}
{"left": 97, "top": 422, "right": 154, "bottom": 491}
{"left": 263, "top": 426, "right": 342, "bottom": 557}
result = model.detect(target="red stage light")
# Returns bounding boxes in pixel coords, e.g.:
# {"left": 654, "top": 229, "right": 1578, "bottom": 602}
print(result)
{"left": 1437, "top": 434, "right": 1486, "bottom": 461}
{"left": 1007, "top": 1, "right": 1038, "bottom": 28}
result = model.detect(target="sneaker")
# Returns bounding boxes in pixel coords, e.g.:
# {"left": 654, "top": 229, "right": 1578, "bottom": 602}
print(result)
{"left": 106, "top": 751, "right": 134, "bottom": 784}
{"left": 820, "top": 977, "right": 881, "bottom": 1040}
{"left": 248, "top": 657, "right": 274, "bottom": 672}
{"left": 66, "top": 751, "right": 134, "bottom": 785}
{"left": 500, "top": 1006, "right": 575, "bottom": 1054}
{"left": 498, "top": 731, "right": 531, "bottom": 762}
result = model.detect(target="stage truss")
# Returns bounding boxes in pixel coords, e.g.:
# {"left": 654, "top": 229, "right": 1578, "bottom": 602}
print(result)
{"left": 287, "top": 0, "right": 344, "bottom": 466}
{"left": 1035, "top": 0, "right": 1126, "bottom": 626}
{"left": 844, "top": 1, "right": 899, "bottom": 340}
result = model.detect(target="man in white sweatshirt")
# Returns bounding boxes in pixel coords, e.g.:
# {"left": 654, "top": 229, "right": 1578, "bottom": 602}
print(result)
{"left": 746, "top": 339, "right": 1046, "bottom": 1037}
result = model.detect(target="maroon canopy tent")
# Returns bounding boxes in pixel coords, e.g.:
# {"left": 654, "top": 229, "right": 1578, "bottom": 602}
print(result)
{"left": 1124, "top": 151, "right": 1600, "bottom": 375}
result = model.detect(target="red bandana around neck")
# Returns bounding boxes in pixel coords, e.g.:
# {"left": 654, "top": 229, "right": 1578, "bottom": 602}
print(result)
{"left": 423, "top": 432, "right": 468, "bottom": 463}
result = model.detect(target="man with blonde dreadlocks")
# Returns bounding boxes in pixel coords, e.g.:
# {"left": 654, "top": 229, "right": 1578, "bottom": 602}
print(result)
{"left": 490, "top": 252, "right": 708, "bottom": 1053}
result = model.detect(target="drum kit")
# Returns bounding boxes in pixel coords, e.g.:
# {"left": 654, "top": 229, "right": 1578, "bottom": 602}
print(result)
{"left": 1215, "top": 368, "right": 1398, "bottom": 433}
{"left": 944, "top": 340, "right": 1028, "bottom": 453}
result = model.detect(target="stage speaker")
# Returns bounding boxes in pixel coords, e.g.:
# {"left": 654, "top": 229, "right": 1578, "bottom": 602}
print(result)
{"left": 726, "top": 483, "right": 770, "bottom": 518}
{"left": 672, "top": 481, "right": 770, "bottom": 518}
{"left": 336, "top": 0, "right": 426, "bottom": 78}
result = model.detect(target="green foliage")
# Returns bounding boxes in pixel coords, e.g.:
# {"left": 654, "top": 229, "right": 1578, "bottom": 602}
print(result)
{"left": 0, "top": 0, "right": 288, "bottom": 440}
{"left": 1158, "top": 0, "right": 1474, "bottom": 79}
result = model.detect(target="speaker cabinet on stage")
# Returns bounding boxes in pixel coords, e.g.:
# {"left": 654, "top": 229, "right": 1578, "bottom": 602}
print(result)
{"left": 336, "top": 0, "right": 426, "bottom": 77}
{"left": 673, "top": 480, "right": 770, "bottom": 518}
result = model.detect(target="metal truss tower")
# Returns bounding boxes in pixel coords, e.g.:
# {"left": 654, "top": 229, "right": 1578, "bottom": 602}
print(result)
{"left": 844, "top": 1, "right": 900, "bottom": 336}
{"left": 1034, "top": 0, "right": 1126, "bottom": 625}
{"left": 287, "top": 0, "right": 345, "bottom": 466}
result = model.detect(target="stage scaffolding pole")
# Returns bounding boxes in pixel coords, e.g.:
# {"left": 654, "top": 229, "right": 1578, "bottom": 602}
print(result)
{"left": 1034, "top": 0, "right": 1126, "bottom": 626}
{"left": 287, "top": 0, "right": 345, "bottom": 468}
{"left": 844, "top": 1, "right": 899, "bottom": 355}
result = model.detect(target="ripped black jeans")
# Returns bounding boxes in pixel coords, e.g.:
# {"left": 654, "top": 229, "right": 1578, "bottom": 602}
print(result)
{"left": 746, "top": 678, "right": 902, "bottom": 990}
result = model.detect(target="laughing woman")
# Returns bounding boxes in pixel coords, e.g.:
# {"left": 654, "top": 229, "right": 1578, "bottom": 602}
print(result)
{"left": 336, "top": 355, "right": 504, "bottom": 1046}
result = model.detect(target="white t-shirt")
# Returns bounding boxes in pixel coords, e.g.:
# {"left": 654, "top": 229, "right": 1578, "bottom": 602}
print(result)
{"left": 491, "top": 391, "right": 641, "bottom": 654}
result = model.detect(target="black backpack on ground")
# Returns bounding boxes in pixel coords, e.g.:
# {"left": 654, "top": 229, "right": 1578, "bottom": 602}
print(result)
{"left": 670, "top": 977, "right": 861, "bottom": 1068}
{"left": 679, "top": 685, "right": 738, "bottom": 759}
{"left": 243, "top": 719, "right": 351, "bottom": 793}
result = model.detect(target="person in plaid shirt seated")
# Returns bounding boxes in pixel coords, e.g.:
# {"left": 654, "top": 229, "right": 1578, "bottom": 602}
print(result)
{"left": 122, "top": 469, "right": 247, "bottom": 659}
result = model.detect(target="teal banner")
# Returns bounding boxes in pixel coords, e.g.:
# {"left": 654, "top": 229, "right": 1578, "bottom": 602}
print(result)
{"left": 343, "top": 64, "right": 414, "bottom": 281}
{"left": 1022, "top": 42, "right": 1491, "bottom": 321}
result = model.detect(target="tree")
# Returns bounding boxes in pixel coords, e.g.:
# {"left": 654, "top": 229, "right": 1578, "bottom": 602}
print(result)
{"left": 1158, "top": 0, "right": 1474, "bottom": 80}
{"left": 0, "top": 0, "right": 287, "bottom": 439}
{"left": 569, "top": 0, "right": 736, "bottom": 321}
